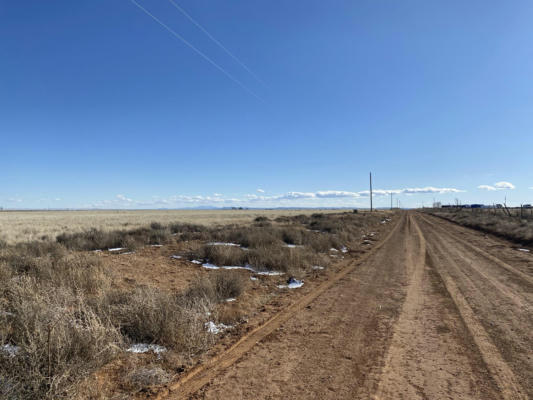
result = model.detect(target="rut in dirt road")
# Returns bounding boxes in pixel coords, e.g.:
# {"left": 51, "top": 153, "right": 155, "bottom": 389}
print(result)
{"left": 161, "top": 212, "right": 531, "bottom": 400}
{"left": 416, "top": 213, "right": 532, "bottom": 399}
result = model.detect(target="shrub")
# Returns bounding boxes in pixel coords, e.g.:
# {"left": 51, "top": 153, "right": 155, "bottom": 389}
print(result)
{"left": 198, "top": 245, "right": 246, "bottom": 266}
{"left": 111, "top": 286, "right": 213, "bottom": 352}
{"left": 210, "top": 270, "right": 246, "bottom": 300}
{"left": 0, "top": 278, "right": 121, "bottom": 400}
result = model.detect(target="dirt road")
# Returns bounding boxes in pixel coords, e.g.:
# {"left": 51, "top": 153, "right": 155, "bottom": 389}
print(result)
{"left": 162, "top": 212, "right": 532, "bottom": 399}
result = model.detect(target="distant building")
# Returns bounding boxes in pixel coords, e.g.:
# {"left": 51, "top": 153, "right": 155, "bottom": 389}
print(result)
{"left": 524, "top": 204, "right": 532, "bottom": 209}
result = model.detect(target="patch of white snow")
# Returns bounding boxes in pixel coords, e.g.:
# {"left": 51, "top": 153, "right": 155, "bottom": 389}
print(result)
{"left": 126, "top": 343, "right": 167, "bottom": 354}
{"left": 205, "top": 321, "right": 232, "bottom": 334}
{"left": 1, "top": 344, "right": 20, "bottom": 357}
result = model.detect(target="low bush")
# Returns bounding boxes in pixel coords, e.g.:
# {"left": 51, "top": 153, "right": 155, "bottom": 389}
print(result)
{"left": 428, "top": 210, "right": 533, "bottom": 245}
{"left": 109, "top": 286, "right": 213, "bottom": 352}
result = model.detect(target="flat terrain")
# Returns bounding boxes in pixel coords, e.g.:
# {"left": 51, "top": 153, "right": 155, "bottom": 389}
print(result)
{"left": 0, "top": 209, "right": 349, "bottom": 244}
{"left": 160, "top": 212, "right": 532, "bottom": 399}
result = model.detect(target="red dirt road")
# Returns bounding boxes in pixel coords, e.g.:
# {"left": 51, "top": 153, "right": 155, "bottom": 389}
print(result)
{"left": 163, "top": 212, "right": 532, "bottom": 399}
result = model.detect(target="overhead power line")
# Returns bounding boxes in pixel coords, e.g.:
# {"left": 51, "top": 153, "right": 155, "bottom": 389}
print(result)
{"left": 129, "top": 0, "right": 262, "bottom": 101}
{"left": 167, "top": 0, "right": 267, "bottom": 88}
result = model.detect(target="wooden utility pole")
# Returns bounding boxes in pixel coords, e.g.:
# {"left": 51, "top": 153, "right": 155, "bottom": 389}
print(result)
{"left": 369, "top": 172, "right": 373, "bottom": 212}
{"left": 390, "top": 192, "right": 393, "bottom": 210}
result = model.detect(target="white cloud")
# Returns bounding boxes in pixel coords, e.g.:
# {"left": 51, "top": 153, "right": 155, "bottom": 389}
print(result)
{"left": 257, "top": 188, "right": 265, "bottom": 193}
{"left": 477, "top": 185, "right": 496, "bottom": 191}
{"left": 359, "top": 187, "right": 462, "bottom": 197}
{"left": 478, "top": 181, "right": 515, "bottom": 191}
{"left": 316, "top": 190, "right": 360, "bottom": 198}
{"left": 88, "top": 185, "right": 464, "bottom": 209}
{"left": 494, "top": 181, "right": 515, "bottom": 190}
{"left": 116, "top": 194, "right": 134, "bottom": 203}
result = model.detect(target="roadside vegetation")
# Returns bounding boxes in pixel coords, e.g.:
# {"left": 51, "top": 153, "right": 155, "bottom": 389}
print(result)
{"left": 0, "top": 211, "right": 388, "bottom": 399}
{"left": 425, "top": 208, "right": 533, "bottom": 246}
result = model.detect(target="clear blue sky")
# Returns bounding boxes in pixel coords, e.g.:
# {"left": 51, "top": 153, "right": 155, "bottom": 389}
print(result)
{"left": 1, "top": 0, "right": 532, "bottom": 209}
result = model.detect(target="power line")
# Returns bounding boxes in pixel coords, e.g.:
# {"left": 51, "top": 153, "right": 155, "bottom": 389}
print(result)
{"left": 167, "top": 0, "right": 267, "bottom": 88}
{"left": 129, "top": 0, "right": 263, "bottom": 101}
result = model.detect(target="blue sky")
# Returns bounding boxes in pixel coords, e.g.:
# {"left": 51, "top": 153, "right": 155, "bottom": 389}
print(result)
{"left": 1, "top": 0, "right": 532, "bottom": 209}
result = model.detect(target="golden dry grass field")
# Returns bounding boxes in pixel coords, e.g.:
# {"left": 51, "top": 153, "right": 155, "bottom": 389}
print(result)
{"left": 0, "top": 209, "right": 350, "bottom": 244}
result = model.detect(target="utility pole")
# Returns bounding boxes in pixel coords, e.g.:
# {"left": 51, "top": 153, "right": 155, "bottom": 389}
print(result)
{"left": 369, "top": 172, "right": 373, "bottom": 212}
{"left": 390, "top": 192, "right": 393, "bottom": 210}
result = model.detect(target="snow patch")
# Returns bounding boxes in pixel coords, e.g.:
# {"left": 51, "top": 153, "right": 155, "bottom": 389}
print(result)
{"left": 207, "top": 242, "right": 240, "bottom": 247}
{"left": 278, "top": 278, "right": 304, "bottom": 289}
{"left": 518, "top": 248, "right": 530, "bottom": 253}
{"left": 250, "top": 276, "right": 258, "bottom": 281}
{"left": 191, "top": 260, "right": 202, "bottom": 264}
{"left": 0, "top": 311, "right": 14, "bottom": 317}
{"left": 330, "top": 248, "right": 339, "bottom": 252}
{"left": 150, "top": 244, "right": 163, "bottom": 247}
{"left": 171, "top": 255, "right": 182, "bottom": 259}
{"left": 225, "top": 298, "right": 236, "bottom": 302}
{"left": 284, "top": 244, "right": 303, "bottom": 248}
{"left": 127, "top": 343, "right": 167, "bottom": 354}
{"left": 205, "top": 321, "right": 233, "bottom": 334}
{"left": 255, "top": 270, "right": 284, "bottom": 276}
{"left": 121, "top": 251, "right": 135, "bottom": 255}
{"left": 1, "top": 344, "right": 20, "bottom": 357}
{"left": 341, "top": 246, "right": 348, "bottom": 253}
{"left": 108, "top": 248, "right": 125, "bottom": 252}
{"left": 200, "top": 263, "right": 284, "bottom": 275}
{"left": 312, "top": 266, "right": 324, "bottom": 270}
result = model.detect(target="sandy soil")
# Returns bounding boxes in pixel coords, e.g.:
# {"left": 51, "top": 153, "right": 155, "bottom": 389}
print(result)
{"left": 157, "top": 212, "right": 532, "bottom": 400}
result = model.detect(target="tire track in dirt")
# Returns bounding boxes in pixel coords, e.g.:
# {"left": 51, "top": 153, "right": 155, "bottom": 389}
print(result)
{"left": 420, "top": 214, "right": 533, "bottom": 286}
{"left": 416, "top": 214, "right": 529, "bottom": 400}
{"left": 155, "top": 215, "right": 403, "bottom": 400}
{"left": 374, "top": 215, "right": 499, "bottom": 400}
{"left": 418, "top": 216, "right": 530, "bottom": 310}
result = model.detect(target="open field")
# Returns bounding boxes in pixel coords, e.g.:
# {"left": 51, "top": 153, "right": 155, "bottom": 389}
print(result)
{"left": 2, "top": 209, "right": 531, "bottom": 399}
{"left": 0, "top": 209, "right": 350, "bottom": 244}
{"left": 0, "top": 210, "right": 389, "bottom": 399}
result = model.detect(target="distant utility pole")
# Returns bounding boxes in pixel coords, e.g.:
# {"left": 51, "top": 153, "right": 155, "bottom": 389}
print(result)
{"left": 369, "top": 172, "right": 373, "bottom": 212}
{"left": 390, "top": 192, "right": 393, "bottom": 210}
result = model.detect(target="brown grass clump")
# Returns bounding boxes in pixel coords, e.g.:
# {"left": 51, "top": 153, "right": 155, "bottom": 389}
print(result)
{"left": 428, "top": 209, "right": 533, "bottom": 246}
{"left": 108, "top": 286, "right": 214, "bottom": 353}
{"left": 187, "top": 212, "right": 383, "bottom": 274}
{"left": 122, "top": 365, "right": 171, "bottom": 392}
{"left": 185, "top": 271, "right": 246, "bottom": 304}
{"left": 199, "top": 245, "right": 247, "bottom": 267}
{"left": 0, "top": 275, "right": 121, "bottom": 399}
{"left": 0, "top": 239, "right": 236, "bottom": 398}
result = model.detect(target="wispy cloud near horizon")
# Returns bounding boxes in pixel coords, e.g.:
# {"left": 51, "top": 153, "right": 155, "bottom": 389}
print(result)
{"left": 478, "top": 181, "right": 515, "bottom": 191}
{"left": 82, "top": 185, "right": 465, "bottom": 209}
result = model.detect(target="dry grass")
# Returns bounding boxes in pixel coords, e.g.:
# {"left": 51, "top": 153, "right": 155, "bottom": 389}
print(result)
{"left": 427, "top": 209, "right": 533, "bottom": 245}
{"left": 0, "top": 209, "right": 350, "bottom": 244}
{"left": 0, "top": 210, "right": 388, "bottom": 398}
{"left": 186, "top": 212, "right": 384, "bottom": 274}
{"left": 0, "top": 245, "right": 231, "bottom": 399}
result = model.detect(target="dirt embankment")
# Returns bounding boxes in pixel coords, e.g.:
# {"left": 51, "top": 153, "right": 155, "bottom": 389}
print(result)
{"left": 159, "top": 212, "right": 532, "bottom": 400}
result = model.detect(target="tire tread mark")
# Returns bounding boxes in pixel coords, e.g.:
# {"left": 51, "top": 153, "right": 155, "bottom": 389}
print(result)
{"left": 155, "top": 215, "right": 405, "bottom": 399}
{"left": 418, "top": 215, "right": 527, "bottom": 400}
